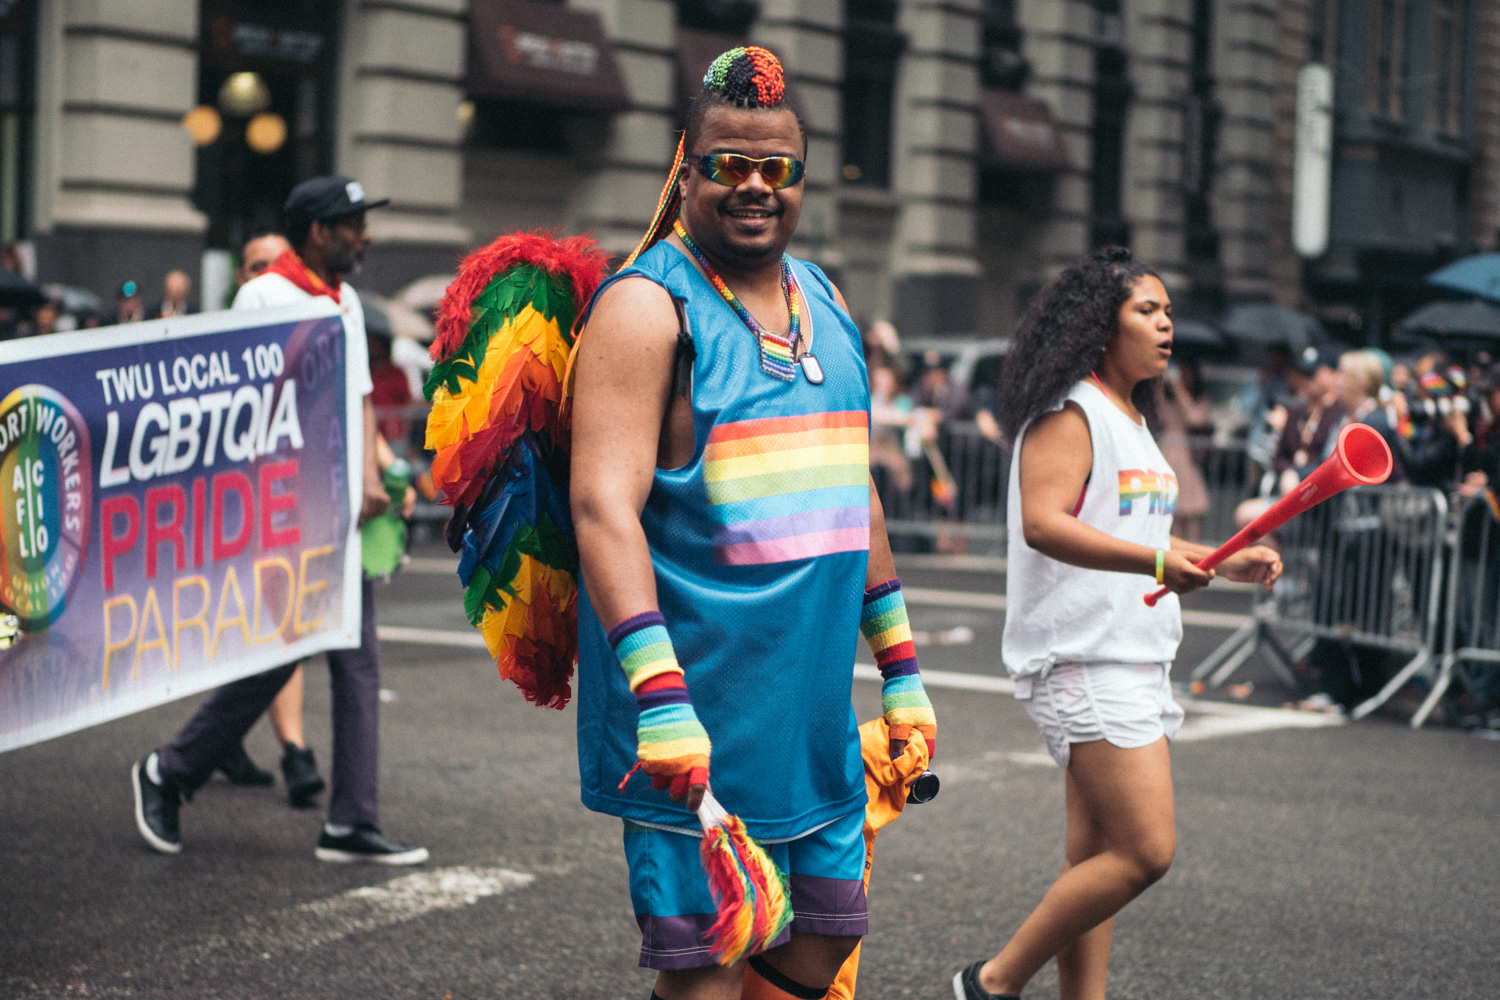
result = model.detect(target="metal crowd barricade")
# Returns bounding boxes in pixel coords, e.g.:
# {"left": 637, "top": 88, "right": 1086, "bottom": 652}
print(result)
{"left": 877, "top": 420, "right": 1010, "bottom": 553}
{"left": 1191, "top": 485, "right": 1451, "bottom": 723}
{"left": 1193, "top": 435, "right": 1256, "bottom": 545}
{"left": 1416, "top": 494, "right": 1500, "bottom": 728}
{"left": 877, "top": 424, "right": 1256, "bottom": 552}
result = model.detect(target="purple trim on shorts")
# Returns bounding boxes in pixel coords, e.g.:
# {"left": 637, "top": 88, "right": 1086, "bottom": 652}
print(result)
{"left": 788, "top": 873, "right": 869, "bottom": 937}
{"left": 636, "top": 913, "right": 793, "bottom": 970}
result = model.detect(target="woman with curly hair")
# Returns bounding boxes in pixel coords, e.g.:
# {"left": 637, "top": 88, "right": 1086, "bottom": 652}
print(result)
{"left": 953, "top": 248, "right": 1281, "bottom": 1000}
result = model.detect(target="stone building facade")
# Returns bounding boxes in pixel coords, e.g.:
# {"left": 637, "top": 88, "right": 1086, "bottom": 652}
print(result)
{"left": 5, "top": 0, "right": 1497, "bottom": 341}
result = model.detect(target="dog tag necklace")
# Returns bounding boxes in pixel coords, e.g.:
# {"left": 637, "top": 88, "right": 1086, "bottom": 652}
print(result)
{"left": 674, "top": 221, "right": 821, "bottom": 385}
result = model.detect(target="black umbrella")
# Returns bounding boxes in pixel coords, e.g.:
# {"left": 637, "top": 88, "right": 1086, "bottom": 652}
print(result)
{"left": 1396, "top": 298, "right": 1500, "bottom": 341}
{"left": 1170, "top": 320, "right": 1227, "bottom": 350}
{"left": 1217, "top": 303, "right": 1326, "bottom": 350}
{"left": 0, "top": 269, "right": 46, "bottom": 309}
{"left": 361, "top": 296, "right": 393, "bottom": 339}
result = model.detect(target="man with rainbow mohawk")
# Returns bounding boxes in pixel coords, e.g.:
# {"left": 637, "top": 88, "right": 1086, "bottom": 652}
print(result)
{"left": 570, "top": 46, "right": 937, "bottom": 1000}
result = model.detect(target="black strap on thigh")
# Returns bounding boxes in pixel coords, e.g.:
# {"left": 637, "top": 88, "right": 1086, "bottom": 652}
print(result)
{"left": 747, "top": 954, "right": 829, "bottom": 999}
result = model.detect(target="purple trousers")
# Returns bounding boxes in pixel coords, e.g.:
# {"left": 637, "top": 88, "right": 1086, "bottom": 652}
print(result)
{"left": 157, "top": 577, "right": 380, "bottom": 828}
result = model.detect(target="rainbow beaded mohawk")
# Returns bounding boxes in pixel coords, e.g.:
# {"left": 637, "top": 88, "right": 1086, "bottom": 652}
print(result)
{"left": 622, "top": 46, "right": 790, "bottom": 268}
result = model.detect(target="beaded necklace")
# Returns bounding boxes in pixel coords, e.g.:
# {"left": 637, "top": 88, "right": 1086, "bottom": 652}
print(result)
{"left": 674, "top": 220, "right": 803, "bottom": 383}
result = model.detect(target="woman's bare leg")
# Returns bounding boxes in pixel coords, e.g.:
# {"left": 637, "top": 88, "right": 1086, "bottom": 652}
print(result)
{"left": 267, "top": 664, "right": 306, "bottom": 747}
{"left": 978, "top": 737, "right": 1176, "bottom": 999}
{"left": 1055, "top": 774, "right": 1114, "bottom": 1000}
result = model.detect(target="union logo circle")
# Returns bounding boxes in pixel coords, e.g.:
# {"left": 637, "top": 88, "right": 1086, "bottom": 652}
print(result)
{"left": 0, "top": 386, "right": 94, "bottom": 630}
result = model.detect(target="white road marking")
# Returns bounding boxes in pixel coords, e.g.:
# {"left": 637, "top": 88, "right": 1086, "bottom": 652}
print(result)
{"left": 207, "top": 866, "right": 535, "bottom": 956}
{"left": 904, "top": 586, "right": 1007, "bottom": 611}
{"left": 894, "top": 553, "right": 1008, "bottom": 573}
{"left": 903, "top": 586, "right": 1252, "bottom": 629}
{"left": 1003, "top": 751, "right": 1057, "bottom": 767}
{"left": 1172, "top": 695, "right": 1346, "bottom": 740}
{"left": 854, "top": 663, "right": 1344, "bottom": 742}
{"left": 403, "top": 556, "right": 461, "bottom": 574}
{"left": 854, "top": 662, "right": 1016, "bottom": 693}
{"left": 381, "top": 629, "right": 1328, "bottom": 739}
{"left": 378, "top": 624, "right": 488, "bottom": 649}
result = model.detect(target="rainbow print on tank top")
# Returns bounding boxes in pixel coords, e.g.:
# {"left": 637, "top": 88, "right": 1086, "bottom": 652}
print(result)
{"left": 704, "top": 410, "right": 871, "bottom": 565}
{"left": 1117, "top": 468, "right": 1179, "bottom": 516}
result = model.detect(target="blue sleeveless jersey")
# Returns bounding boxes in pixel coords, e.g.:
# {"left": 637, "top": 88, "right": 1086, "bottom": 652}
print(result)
{"left": 576, "top": 241, "right": 870, "bottom": 840}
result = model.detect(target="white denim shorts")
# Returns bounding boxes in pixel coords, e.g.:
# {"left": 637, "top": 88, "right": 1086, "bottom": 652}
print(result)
{"left": 1016, "top": 661, "right": 1184, "bottom": 768}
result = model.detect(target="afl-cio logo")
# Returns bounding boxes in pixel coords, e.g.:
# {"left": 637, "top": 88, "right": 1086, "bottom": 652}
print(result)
{"left": 0, "top": 386, "right": 93, "bottom": 630}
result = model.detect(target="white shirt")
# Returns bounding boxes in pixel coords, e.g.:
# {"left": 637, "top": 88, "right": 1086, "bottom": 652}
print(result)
{"left": 1002, "top": 380, "right": 1183, "bottom": 682}
{"left": 232, "top": 272, "right": 374, "bottom": 398}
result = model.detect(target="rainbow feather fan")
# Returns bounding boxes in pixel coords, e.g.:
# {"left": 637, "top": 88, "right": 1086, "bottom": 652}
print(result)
{"left": 697, "top": 791, "right": 794, "bottom": 965}
{"left": 424, "top": 232, "right": 609, "bottom": 709}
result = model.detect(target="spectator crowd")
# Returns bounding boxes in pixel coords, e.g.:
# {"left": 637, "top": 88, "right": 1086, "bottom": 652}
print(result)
{"left": 5, "top": 236, "right": 1498, "bottom": 731}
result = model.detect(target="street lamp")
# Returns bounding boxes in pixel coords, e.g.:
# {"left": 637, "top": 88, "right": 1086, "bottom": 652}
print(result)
{"left": 218, "top": 72, "right": 271, "bottom": 117}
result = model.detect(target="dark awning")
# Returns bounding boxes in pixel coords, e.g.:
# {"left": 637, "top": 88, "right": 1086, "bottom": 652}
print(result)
{"left": 978, "top": 89, "right": 1072, "bottom": 173}
{"left": 468, "top": 0, "right": 629, "bottom": 112}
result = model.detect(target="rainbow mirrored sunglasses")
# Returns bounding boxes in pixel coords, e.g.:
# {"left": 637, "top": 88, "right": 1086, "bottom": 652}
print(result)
{"left": 690, "top": 153, "right": 806, "bottom": 189}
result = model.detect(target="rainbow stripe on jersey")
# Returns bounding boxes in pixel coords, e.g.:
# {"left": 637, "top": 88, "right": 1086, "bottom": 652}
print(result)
{"left": 1117, "top": 468, "right": 1179, "bottom": 516}
{"left": 705, "top": 410, "right": 870, "bottom": 565}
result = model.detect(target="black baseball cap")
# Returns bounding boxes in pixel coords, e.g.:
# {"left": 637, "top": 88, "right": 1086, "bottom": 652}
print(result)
{"left": 283, "top": 176, "right": 389, "bottom": 229}
{"left": 1294, "top": 345, "right": 1341, "bottom": 375}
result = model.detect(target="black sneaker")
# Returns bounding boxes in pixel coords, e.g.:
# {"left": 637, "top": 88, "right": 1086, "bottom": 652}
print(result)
{"left": 952, "top": 961, "right": 1019, "bottom": 1000}
{"left": 281, "top": 744, "right": 325, "bottom": 807}
{"left": 216, "top": 742, "right": 274, "bottom": 786}
{"left": 132, "top": 754, "right": 182, "bottom": 855}
{"left": 315, "top": 825, "right": 429, "bottom": 865}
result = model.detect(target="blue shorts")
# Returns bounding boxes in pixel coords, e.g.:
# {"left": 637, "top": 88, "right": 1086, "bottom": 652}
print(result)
{"left": 623, "top": 806, "right": 868, "bottom": 970}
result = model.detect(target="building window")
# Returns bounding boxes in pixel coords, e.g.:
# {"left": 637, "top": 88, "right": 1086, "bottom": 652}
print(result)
{"left": 1090, "top": 0, "right": 1131, "bottom": 248}
{"left": 841, "top": 0, "right": 904, "bottom": 188}
{"left": 1365, "top": 0, "right": 1407, "bottom": 121}
{"left": 0, "top": 0, "right": 34, "bottom": 243}
{"left": 677, "top": 0, "right": 759, "bottom": 34}
{"left": 465, "top": 100, "right": 572, "bottom": 154}
{"left": 1183, "top": 0, "right": 1219, "bottom": 264}
{"left": 1430, "top": 0, "right": 1466, "bottom": 137}
{"left": 981, "top": 0, "right": 1028, "bottom": 91}
{"left": 193, "top": 0, "right": 339, "bottom": 250}
{"left": 1308, "top": 0, "right": 1338, "bottom": 66}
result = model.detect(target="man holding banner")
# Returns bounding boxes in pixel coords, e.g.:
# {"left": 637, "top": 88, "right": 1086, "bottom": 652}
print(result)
{"left": 130, "top": 176, "right": 428, "bottom": 865}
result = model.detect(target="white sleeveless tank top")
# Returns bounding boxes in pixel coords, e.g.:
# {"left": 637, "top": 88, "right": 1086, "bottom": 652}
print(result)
{"left": 1002, "top": 380, "right": 1183, "bottom": 681}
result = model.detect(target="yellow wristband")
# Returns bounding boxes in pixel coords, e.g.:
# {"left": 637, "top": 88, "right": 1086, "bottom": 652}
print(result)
{"left": 1155, "top": 548, "right": 1165, "bottom": 585}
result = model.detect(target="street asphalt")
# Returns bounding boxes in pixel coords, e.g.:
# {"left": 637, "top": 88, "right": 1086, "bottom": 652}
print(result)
{"left": 2, "top": 546, "right": 1497, "bottom": 999}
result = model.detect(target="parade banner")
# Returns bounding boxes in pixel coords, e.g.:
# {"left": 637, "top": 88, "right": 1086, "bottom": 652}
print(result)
{"left": 0, "top": 301, "right": 362, "bottom": 752}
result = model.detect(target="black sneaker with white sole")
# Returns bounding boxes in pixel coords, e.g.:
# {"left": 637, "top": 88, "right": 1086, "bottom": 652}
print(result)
{"left": 315, "top": 825, "right": 428, "bottom": 865}
{"left": 952, "top": 961, "right": 1020, "bottom": 1000}
{"left": 132, "top": 754, "right": 182, "bottom": 855}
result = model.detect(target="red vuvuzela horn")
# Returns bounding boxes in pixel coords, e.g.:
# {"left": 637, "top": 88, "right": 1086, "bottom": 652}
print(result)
{"left": 1144, "top": 422, "right": 1393, "bottom": 607}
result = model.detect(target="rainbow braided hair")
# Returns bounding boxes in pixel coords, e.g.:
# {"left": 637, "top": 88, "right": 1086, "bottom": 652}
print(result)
{"left": 622, "top": 46, "right": 790, "bottom": 268}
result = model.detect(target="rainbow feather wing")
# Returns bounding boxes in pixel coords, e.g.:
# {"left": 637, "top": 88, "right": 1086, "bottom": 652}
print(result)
{"left": 424, "top": 233, "right": 608, "bottom": 708}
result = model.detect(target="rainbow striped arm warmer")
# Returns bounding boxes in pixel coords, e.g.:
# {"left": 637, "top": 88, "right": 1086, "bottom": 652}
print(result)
{"left": 860, "top": 579, "right": 937, "bottom": 758}
{"left": 611, "top": 611, "right": 712, "bottom": 792}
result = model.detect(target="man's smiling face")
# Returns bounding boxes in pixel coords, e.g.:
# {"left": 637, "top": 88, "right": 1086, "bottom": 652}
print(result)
{"left": 677, "top": 105, "right": 805, "bottom": 271}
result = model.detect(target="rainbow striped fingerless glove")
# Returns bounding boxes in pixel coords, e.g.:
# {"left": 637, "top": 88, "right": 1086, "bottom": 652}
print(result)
{"left": 611, "top": 611, "right": 711, "bottom": 798}
{"left": 861, "top": 579, "right": 937, "bottom": 759}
